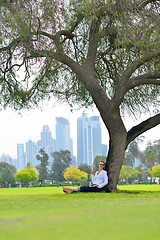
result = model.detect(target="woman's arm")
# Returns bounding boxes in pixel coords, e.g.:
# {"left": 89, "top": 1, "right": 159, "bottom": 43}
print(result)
{"left": 91, "top": 170, "right": 97, "bottom": 184}
{"left": 98, "top": 171, "right": 108, "bottom": 188}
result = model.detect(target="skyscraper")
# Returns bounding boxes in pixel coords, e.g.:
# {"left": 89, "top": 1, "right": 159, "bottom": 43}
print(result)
{"left": 39, "top": 125, "right": 55, "bottom": 164}
{"left": 26, "top": 140, "right": 36, "bottom": 167}
{"left": 77, "top": 113, "right": 88, "bottom": 166}
{"left": 90, "top": 116, "right": 102, "bottom": 162}
{"left": 77, "top": 113, "right": 102, "bottom": 166}
{"left": 0, "top": 154, "right": 16, "bottom": 167}
{"left": 17, "top": 144, "right": 25, "bottom": 170}
{"left": 56, "top": 117, "right": 71, "bottom": 152}
{"left": 102, "top": 144, "right": 108, "bottom": 157}
{"left": 35, "top": 140, "right": 42, "bottom": 165}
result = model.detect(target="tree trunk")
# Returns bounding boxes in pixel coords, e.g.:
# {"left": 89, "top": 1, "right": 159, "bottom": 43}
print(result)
{"left": 96, "top": 108, "right": 128, "bottom": 192}
{"left": 105, "top": 129, "right": 127, "bottom": 191}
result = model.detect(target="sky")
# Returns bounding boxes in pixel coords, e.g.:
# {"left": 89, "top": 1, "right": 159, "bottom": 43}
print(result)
{"left": 0, "top": 99, "right": 159, "bottom": 159}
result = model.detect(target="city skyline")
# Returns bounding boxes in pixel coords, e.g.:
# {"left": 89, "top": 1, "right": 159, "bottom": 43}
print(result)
{"left": 0, "top": 101, "right": 159, "bottom": 159}
{"left": 0, "top": 102, "right": 110, "bottom": 159}
{"left": 1, "top": 113, "right": 107, "bottom": 169}
{"left": 16, "top": 119, "right": 73, "bottom": 169}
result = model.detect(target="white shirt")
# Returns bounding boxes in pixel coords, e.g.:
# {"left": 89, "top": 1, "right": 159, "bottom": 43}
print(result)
{"left": 91, "top": 170, "right": 108, "bottom": 189}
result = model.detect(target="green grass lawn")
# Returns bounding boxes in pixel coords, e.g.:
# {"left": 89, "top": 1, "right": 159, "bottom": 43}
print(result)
{"left": 0, "top": 185, "right": 160, "bottom": 240}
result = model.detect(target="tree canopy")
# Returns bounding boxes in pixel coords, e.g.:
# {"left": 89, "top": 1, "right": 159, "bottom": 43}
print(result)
{"left": 0, "top": 162, "right": 16, "bottom": 185}
{"left": 149, "top": 164, "right": 160, "bottom": 178}
{"left": 123, "top": 138, "right": 143, "bottom": 167}
{"left": 50, "top": 150, "right": 72, "bottom": 182}
{"left": 63, "top": 166, "right": 88, "bottom": 182}
{"left": 0, "top": 167, "right": 15, "bottom": 184}
{"left": 15, "top": 169, "right": 33, "bottom": 183}
{"left": 139, "top": 142, "right": 157, "bottom": 170}
{"left": 15, "top": 163, "right": 38, "bottom": 183}
{"left": 36, "top": 148, "right": 49, "bottom": 183}
{"left": 119, "top": 165, "right": 140, "bottom": 184}
{"left": 0, "top": 162, "right": 17, "bottom": 174}
{"left": 0, "top": 0, "right": 159, "bottom": 112}
{"left": 78, "top": 164, "right": 92, "bottom": 175}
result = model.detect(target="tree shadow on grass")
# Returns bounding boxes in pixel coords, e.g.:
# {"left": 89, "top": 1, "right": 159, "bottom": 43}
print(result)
{"left": 115, "top": 189, "right": 160, "bottom": 195}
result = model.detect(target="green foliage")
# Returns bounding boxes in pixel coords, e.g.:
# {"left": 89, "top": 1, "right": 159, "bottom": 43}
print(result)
{"left": 0, "top": 162, "right": 17, "bottom": 174}
{"left": 15, "top": 164, "right": 38, "bottom": 183}
{"left": 36, "top": 149, "right": 49, "bottom": 183}
{"left": 139, "top": 142, "right": 157, "bottom": 170}
{"left": 1, "top": 167, "right": 15, "bottom": 184}
{"left": 15, "top": 169, "right": 33, "bottom": 183}
{"left": 26, "top": 163, "right": 38, "bottom": 181}
{"left": 123, "top": 138, "right": 143, "bottom": 167}
{"left": 152, "top": 139, "right": 160, "bottom": 164}
{"left": 78, "top": 164, "right": 91, "bottom": 175}
{"left": 93, "top": 155, "right": 106, "bottom": 171}
{"left": 0, "top": 162, "right": 16, "bottom": 185}
{"left": 119, "top": 165, "right": 140, "bottom": 184}
{"left": 50, "top": 150, "right": 72, "bottom": 182}
{"left": 63, "top": 166, "right": 88, "bottom": 181}
{"left": 0, "top": 0, "right": 159, "bottom": 114}
{"left": 135, "top": 165, "right": 149, "bottom": 184}
{"left": 149, "top": 164, "right": 160, "bottom": 178}
{"left": 119, "top": 165, "right": 133, "bottom": 181}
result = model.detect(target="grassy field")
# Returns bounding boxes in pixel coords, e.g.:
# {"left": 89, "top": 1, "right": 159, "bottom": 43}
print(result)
{"left": 0, "top": 185, "right": 160, "bottom": 240}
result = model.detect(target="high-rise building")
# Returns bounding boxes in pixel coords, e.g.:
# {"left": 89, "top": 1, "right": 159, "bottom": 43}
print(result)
{"left": 17, "top": 144, "right": 25, "bottom": 170}
{"left": 77, "top": 113, "right": 102, "bottom": 166}
{"left": 70, "top": 139, "right": 73, "bottom": 156}
{"left": 102, "top": 144, "right": 108, "bottom": 156}
{"left": 77, "top": 113, "right": 89, "bottom": 166}
{"left": 39, "top": 125, "right": 55, "bottom": 164}
{"left": 77, "top": 114, "right": 84, "bottom": 166}
{"left": 56, "top": 117, "right": 71, "bottom": 152}
{"left": 26, "top": 140, "right": 36, "bottom": 167}
{"left": 90, "top": 116, "right": 102, "bottom": 162}
{"left": 0, "top": 154, "right": 16, "bottom": 167}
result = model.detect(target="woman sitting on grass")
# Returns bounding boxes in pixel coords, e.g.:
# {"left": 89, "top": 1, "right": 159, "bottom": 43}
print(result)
{"left": 62, "top": 161, "right": 108, "bottom": 193}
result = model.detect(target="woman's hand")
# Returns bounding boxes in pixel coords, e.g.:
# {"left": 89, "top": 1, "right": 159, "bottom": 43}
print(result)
{"left": 91, "top": 169, "right": 95, "bottom": 175}
{"left": 93, "top": 184, "right": 99, "bottom": 188}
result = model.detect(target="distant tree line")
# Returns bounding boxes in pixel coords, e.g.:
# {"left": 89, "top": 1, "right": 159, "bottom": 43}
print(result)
{"left": 0, "top": 139, "right": 160, "bottom": 187}
{"left": 0, "top": 162, "right": 16, "bottom": 187}
{"left": 120, "top": 138, "right": 160, "bottom": 184}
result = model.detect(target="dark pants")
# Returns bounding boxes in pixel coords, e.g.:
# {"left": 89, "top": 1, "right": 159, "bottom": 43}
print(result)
{"left": 79, "top": 186, "right": 102, "bottom": 193}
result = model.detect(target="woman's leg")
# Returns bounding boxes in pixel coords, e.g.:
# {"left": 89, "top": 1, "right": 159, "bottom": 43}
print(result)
{"left": 63, "top": 187, "right": 78, "bottom": 191}
{"left": 79, "top": 186, "right": 101, "bottom": 193}
{"left": 63, "top": 189, "right": 74, "bottom": 194}
{"left": 62, "top": 187, "right": 79, "bottom": 193}
{"left": 62, "top": 186, "right": 102, "bottom": 193}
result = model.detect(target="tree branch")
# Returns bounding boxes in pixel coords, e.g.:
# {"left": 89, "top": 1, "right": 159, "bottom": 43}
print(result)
{"left": 85, "top": 5, "right": 115, "bottom": 70}
{"left": 40, "top": 30, "right": 74, "bottom": 42}
{"left": 138, "top": 0, "right": 160, "bottom": 10}
{"left": 126, "top": 72, "right": 160, "bottom": 91}
{"left": 0, "top": 38, "right": 21, "bottom": 52}
{"left": 111, "top": 50, "right": 160, "bottom": 109}
{"left": 85, "top": 19, "right": 101, "bottom": 70}
{"left": 121, "top": 49, "right": 160, "bottom": 81}
{"left": 69, "top": 13, "right": 84, "bottom": 33}
{"left": 126, "top": 114, "right": 160, "bottom": 146}
{"left": 39, "top": 30, "right": 74, "bottom": 53}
